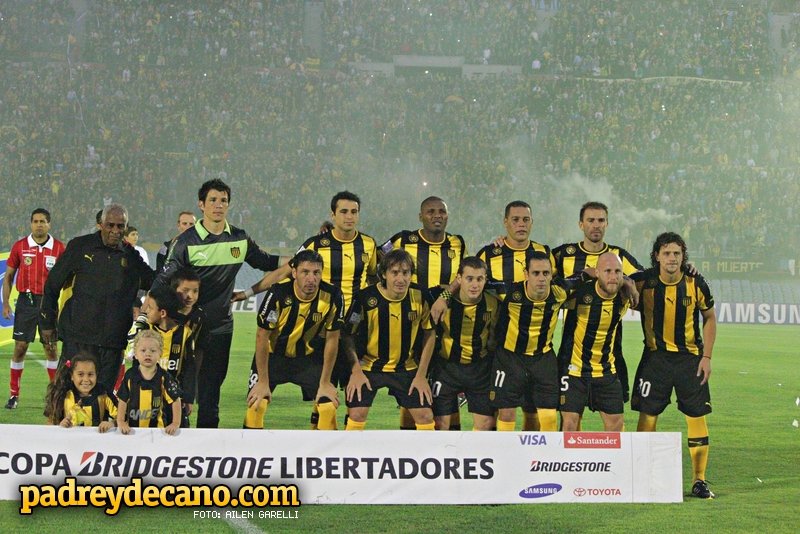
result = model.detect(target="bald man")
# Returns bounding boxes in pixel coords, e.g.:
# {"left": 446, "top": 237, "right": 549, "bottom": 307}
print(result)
{"left": 560, "top": 253, "right": 632, "bottom": 432}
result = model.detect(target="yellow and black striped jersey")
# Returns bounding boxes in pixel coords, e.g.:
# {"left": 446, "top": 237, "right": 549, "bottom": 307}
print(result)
{"left": 433, "top": 290, "right": 500, "bottom": 364}
{"left": 257, "top": 279, "right": 345, "bottom": 358}
{"left": 298, "top": 231, "right": 377, "bottom": 312}
{"left": 117, "top": 366, "right": 180, "bottom": 428}
{"left": 126, "top": 306, "right": 206, "bottom": 404}
{"left": 553, "top": 242, "right": 643, "bottom": 279}
{"left": 495, "top": 281, "right": 570, "bottom": 356}
{"left": 476, "top": 239, "right": 555, "bottom": 283}
{"left": 633, "top": 269, "right": 714, "bottom": 356}
{"left": 379, "top": 229, "right": 467, "bottom": 288}
{"left": 346, "top": 284, "right": 432, "bottom": 372}
{"left": 554, "top": 242, "right": 643, "bottom": 360}
{"left": 564, "top": 281, "right": 630, "bottom": 378}
{"left": 63, "top": 387, "right": 117, "bottom": 427}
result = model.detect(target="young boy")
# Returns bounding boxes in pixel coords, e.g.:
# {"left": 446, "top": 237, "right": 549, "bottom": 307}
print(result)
{"left": 117, "top": 330, "right": 181, "bottom": 435}
{"left": 169, "top": 267, "right": 207, "bottom": 423}
{"left": 125, "top": 281, "right": 202, "bottom": 427}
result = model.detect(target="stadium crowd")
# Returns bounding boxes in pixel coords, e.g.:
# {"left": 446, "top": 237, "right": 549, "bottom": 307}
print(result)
{"left": 539, "top": 0, "right": 771, "bottom": 79}
{"left": 1, "top": 0, "right": 798, "bottom": 266}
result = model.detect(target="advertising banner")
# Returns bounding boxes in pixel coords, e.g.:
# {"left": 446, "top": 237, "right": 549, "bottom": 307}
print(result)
{"left": 0, "top": 426, "right": 682, "bottom": 507}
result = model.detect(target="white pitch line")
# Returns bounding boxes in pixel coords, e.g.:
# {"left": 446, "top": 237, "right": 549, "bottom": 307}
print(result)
{"left": 220, "top": 510, "right": 264, "bottom": 534}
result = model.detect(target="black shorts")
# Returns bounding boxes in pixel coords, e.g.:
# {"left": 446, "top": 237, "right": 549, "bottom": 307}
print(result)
{"left": 431, "top": 356, "right": 493, "bottom": 417}
{"left": 631, "top": 350, "right": 712, "bottom": 417}
{"left": 12, "top": 293, "right": 44, "bottom": 343}
{"left": 490, "top": 347, "right": 559, "bottom": 411}
{"left": 246, "top": 353, "right": 323, "bottom": 402}
{"left": 345, "top": 369, "right": 431, "bottom": 410}
{"left": 560, "top": 374, "right": 624, "bottom": 415}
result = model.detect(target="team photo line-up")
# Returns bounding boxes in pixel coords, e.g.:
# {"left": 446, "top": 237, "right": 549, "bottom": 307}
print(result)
{"left": 3, "top": 178, "right": 717, "bottom": 499}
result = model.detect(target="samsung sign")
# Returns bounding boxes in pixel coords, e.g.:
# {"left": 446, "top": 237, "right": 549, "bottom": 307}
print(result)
{"left": 716, "top": 302, "right": 800, "bottom": 325}
{"left": 624, "top": 303, "right": 800, "bottom": 325}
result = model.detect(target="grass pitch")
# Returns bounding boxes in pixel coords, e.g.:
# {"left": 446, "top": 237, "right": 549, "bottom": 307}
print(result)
{"left": 0, "top": 318, "right": 797, "bottom": 533}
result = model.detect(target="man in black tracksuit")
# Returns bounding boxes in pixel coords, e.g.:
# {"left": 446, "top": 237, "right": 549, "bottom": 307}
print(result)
{"left": 154, "top": 179, "right": 279, "bottom": 428}
{"left": 40, "top": 204, "right": 155, "bottom": 392}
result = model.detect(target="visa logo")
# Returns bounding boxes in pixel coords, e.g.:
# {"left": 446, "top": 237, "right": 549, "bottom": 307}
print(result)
{"left": 518, "top": 434, "right": 547, "bottom": 446}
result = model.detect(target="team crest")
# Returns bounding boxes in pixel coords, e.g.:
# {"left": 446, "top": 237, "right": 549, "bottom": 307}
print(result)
{"left": 171, "top": 344, "right": 181, "bottom": 354}
{"left": 512, "top": 291, "right": 523, "bottom": 302}
{"left": 566, "top": 245, "right": 576, "bottom": 255}
{"left": 120, "top": 258, "right": 127, "bottom": 268}
{"left": 312, "top": 312, "right": 322, "bottom": 323}
{"left": 320, "top": 238, "right": 330, "bottom": 247}
{"left": 283, "top": 297, "right": 293, "bottom": 306}
{"left": 24, "top": 257, "right": 32, "bottom": 266}
{"left": 230, "top": 247, "right": 241, "bottom": 259}
{"left": 583, "top": 294, "right": 593, "bottom": 304}
{"left": 447, "top": 249, "right": 456, "bottom": 259}
{"left": 409, "top": 234, "right": 419, "bottom": 243}
{"left": 492, "top": 247, "right": 502, "bottom": 255}
{"left": 645, "top": 279, "right": 658, "bottom": 288}
{"left": 407, "top": 311, "right": 418, "bottom": 322}
{"left": 489, "top": 391, "right": 496, "bottom": 401}
{"left": 367, "top": 297, "right": 378, "bottom": 308}
{"left": 361, "top": 253, "right": 370, "bottom": 264}
{"left": 681, "top": 297, "right": 693, "bottom": 307}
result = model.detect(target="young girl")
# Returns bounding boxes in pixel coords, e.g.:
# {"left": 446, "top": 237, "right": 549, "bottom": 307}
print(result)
{"left": 44, "top": 352, "right": 117, "bottom": 433}
{"left": 117, "top": 330, "right": 182, "bottom": 435}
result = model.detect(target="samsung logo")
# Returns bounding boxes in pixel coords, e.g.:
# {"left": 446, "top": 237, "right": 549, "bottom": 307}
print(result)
{"left": 519, "top": 483, "right": 562, "bottom": 499}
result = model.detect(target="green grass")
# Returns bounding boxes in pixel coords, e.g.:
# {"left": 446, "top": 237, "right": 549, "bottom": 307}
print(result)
{"left": 1, "top": 318, "right": 798, "bottom": 533}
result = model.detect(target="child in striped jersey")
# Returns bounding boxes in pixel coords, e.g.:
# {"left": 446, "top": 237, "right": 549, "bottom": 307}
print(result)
{"left": 44, "top": 352, "right": 117, "bottom": 432}
{"left": 117, "top": 330, "right": 182, "bottom": 435}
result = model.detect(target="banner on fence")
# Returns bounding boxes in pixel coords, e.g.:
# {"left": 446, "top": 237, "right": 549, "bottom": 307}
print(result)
{"left": 0, "top": 426, "right": 682, "bottom": 505}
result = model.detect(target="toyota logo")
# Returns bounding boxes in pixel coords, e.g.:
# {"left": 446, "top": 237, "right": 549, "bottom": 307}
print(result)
{"left": 573, "top": 488, "right": 586, "bottom": 497}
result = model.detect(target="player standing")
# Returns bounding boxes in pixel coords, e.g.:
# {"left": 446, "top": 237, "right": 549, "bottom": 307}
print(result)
{"left": 631, "top": 232, "right": 717, "bottom": 499}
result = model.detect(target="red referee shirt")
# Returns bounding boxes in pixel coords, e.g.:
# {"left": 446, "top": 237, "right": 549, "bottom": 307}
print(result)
{"left": 7, "top": 234, "right": 66, "bottom": 295}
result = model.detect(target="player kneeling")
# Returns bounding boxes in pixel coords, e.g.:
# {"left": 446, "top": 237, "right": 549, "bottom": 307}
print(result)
{"left": 343, "top": 250, "right": 435, "bottom": 430}
{"left": 244, "top": 250, "right": 345, "bottom": 430}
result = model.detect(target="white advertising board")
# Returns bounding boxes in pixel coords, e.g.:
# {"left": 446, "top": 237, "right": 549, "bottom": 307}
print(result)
{"left": 0, "top": 426, "right": 682, "bottom": 505}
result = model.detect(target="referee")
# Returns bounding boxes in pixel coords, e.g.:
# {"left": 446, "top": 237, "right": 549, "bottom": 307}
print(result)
{"left": 2, "top": 209, "right": 65, "bottom": 409}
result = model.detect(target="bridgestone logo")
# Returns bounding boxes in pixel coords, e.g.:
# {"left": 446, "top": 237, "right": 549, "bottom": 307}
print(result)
{"left": 530, "top": 460, "right": 611, "bottom": 472}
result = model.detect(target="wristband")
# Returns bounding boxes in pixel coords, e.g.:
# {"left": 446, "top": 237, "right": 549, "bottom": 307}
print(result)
{"left": 244, "top": 287, "right": 255, "bottom": 298}
{"left": 702, "top": 355, "right": 711, "bottom": 360}
{"left": 440, "top": 289, "right": 452, "bottom": 301}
